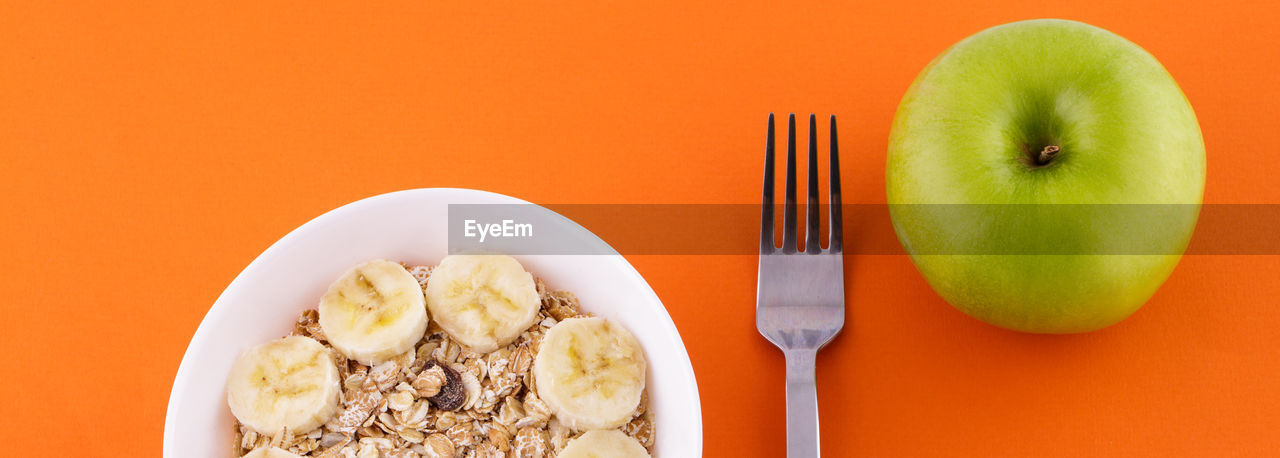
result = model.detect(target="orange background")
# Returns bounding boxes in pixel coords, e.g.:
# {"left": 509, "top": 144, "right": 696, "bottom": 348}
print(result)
{"left": 2, "top": 1, "right": 1279, "bottom": 456}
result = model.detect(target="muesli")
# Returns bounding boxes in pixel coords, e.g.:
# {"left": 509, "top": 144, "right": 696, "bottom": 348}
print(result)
{"left": 225, "top": 255, "right": 654, "bottom": 457}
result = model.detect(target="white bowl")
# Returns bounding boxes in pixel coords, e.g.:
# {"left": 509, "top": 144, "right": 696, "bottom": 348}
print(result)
{"left": 164, "top": 188, "right": 702, "bottom": 457}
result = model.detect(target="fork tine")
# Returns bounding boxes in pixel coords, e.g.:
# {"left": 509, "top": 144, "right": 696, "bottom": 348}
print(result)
{"left": 782, "top": 114, "right": 798, "bottom": 253}
{"left": 806, "top": 114, "right": 822, "bottom": 253}
{"left": 828, "top": 115, "right": 843, "bottom": 253}
{"left": 760, "top": 113, "right": 776, "bottom": 254}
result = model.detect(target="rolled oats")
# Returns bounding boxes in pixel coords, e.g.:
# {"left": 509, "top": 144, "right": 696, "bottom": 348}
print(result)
{"left": 516, "top": 392, "right": 552, "bottom": 430}
{"left": 434, "top": 410, "right": 458, "bottom": 431}
{"left": 387, "top": 390, "right": 415, "bottom": 412}
{"left": 355, "top": 442, "right": 379, "bottom": 458}
{"left": 512, "top": 427, "right": 549, "bottom": 458}
{"left": 397, "top": 427, "right": 426, "bottom": 444}
{"left": 296, "top": 309, "right": 327, "bottom": 342}
{"left": 486, "top": 425, "right": 511, "bottom": 452}
{"left": 394, "top": 400, "right": 432, "bottom": 430}
{"left": 445, "top": 423, "right": 478, "bottom": 448}
{"left": 470, "top": 441, "right": 503, "bottom": 458}
{"left": 319, "top": 432, "right": 350, "bottom": 449}
{"left": 622, "top": 411, "right": 656, "bottom": 449}
{"left": 495, "top": 396, "right": 524, "bottom": 426}
{"left": 459, "top": 371, "right": 482, "bottom": 410}
{"left": 369, "top": 359, "right": 402, "bottom": 391}
{"left": 411, "top": 365, "right": 447, "bottom": 398}
{"left": 383, "top": 450, "right": 418, "bottom": 458}
{"left": 328, "top": 377, "right": 384, "bottom": 434}
{"left": 422, "top": 433, "right": 454, "bottom": 458}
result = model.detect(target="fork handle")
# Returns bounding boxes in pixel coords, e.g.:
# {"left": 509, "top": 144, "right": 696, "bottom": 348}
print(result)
{"left": 785, "top": 349, "right": 820, "bottom": 457}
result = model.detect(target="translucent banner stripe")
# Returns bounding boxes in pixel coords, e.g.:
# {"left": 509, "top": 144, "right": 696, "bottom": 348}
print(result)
{"left": 447, "top": 204, "right": 1280, "bottom": 255}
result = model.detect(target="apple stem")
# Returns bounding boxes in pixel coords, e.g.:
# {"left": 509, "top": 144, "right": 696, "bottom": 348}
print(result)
{"left": 1037, "top": 145, "right": 1060, "bottom": 165}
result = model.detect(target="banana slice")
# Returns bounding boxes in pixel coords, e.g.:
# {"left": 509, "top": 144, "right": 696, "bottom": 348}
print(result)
{"left": 226, "top": 336, "right": 340, "bottom": 436}
{"left": 559, "top": 430, "right": 651, "bottom": 457}
{"left": 534, "top": 317, "right": 647, "bottom": 431}
{"left": 243, "top": 447, "right": 304, "bottom": 458}
{"left": 424, "top": 255, "right": 541, "bottom": 353}
{"left": 318, "top": 259, "right": 429, "bottom": 365}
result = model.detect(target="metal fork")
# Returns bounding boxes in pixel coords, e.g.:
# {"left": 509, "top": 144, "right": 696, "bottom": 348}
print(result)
{"left": 756, "top": 113, "right": 845, "bottom": 457}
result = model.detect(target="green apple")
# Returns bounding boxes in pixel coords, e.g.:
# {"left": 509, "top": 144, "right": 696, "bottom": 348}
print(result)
{"left": 886, "top": 19, "right": 1205, "bottom": 333}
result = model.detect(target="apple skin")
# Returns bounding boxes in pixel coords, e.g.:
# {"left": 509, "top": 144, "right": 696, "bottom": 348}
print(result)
{"left": 886, "top": 19, "right": 1205, "bottom": 333}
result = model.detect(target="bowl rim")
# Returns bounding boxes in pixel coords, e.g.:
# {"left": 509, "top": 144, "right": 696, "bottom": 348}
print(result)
{"left": 163, "top": 187, "right": 703, "bottom": 455}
